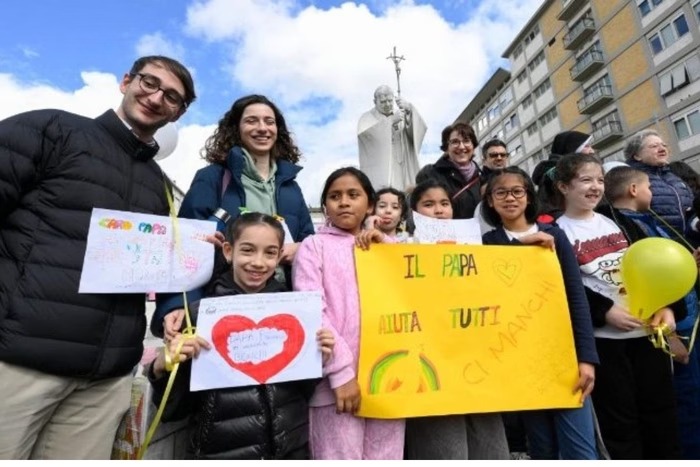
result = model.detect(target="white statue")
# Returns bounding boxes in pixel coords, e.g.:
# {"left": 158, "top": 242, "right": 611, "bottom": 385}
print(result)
{"left": 357, "top": 85, "right": 427, "bottom": 191}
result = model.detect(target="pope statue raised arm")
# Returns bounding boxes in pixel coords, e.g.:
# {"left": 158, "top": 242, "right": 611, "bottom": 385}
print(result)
{"left": 357, "top": 85, "right": 427, "bottom": 191}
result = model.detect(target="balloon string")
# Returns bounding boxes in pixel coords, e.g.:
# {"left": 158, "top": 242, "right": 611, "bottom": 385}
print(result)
{"left": 687, "top": 311, "right": 700, "bottom": 355}
{"left": 648, "top": 323, "right": 674, "bottom": 357}
{"left": 137, "top": 178, "right": 195, "bottom": 459}
{"left": 648, "top": 209, "right": 696, "bottom": 251}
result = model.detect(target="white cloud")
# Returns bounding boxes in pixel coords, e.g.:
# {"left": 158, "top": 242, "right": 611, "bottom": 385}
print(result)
{"left": 0, "top": 71, "right": 121, "bottom": 120}
{"left": 135, "top": 32, "right": 187, "bottom": 63}
{"left": 184, "top": 0, "right": 542, "bottom": 206}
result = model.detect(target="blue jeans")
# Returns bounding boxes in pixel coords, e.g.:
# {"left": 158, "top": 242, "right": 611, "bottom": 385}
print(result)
{"left": 522, "top": 397, "right": 598, "bottom": 459}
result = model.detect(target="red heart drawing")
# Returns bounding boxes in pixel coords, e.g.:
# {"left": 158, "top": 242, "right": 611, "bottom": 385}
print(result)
{"left": 211, "top": 314, "right": 305, "bottom": 384}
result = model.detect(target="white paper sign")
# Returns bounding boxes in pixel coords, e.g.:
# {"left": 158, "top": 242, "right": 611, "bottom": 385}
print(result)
{"left": 191, "top": 291, "right": 323, "bottom": 391}
{"left": 412, "top": 210, "right": 483, "bottom": 244}
{"left": 79, "top": 208, "right": 216, "bottom": 293}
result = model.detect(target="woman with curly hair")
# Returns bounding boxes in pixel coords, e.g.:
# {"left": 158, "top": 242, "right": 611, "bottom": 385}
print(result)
{"left": 152, "top": 94, "right": 314, "bottom": 339}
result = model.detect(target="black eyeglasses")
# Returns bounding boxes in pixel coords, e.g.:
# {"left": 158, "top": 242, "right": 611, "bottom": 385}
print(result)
{"left": 131, "top": 73, "right": 186, "bottom": 109}
{"left": 491, "top": 187, "right": 527, "bottom": 200}
{"left": 487, "top": 152, "right": 510, "bottom": 159}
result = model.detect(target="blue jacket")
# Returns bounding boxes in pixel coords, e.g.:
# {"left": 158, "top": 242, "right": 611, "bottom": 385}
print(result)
{"left": 628, "top": 160, "right": 693, "bottom": 239}
{"left": 482, "top": 222, "right": 599, "bottom": 365}
{"left": 151, "top": 146, "right": 314, "bottom": 337}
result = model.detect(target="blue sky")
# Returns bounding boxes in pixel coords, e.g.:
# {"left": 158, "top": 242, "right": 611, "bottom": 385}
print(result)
{"left": 0, "top": 0, "right": 541, "bottom": 205}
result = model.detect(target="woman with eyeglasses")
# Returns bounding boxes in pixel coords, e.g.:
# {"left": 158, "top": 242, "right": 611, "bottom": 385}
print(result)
{"left": 415, "top": 122, "right": 483, "bottom": 219}
{"left": 152, "top": 94, "right": 315, "bottom": 339}
{"left": 624, "top": 129, "right": 694, "bottom": 244}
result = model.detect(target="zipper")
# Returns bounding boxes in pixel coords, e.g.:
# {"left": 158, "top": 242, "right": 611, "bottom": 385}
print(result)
{"left": 260, "top": 385, "right": 276, "bottom": 458}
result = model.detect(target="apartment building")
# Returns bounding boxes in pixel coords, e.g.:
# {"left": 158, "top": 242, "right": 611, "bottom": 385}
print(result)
{"left": 457, "top": 0, "right": 700, "bottom": 174}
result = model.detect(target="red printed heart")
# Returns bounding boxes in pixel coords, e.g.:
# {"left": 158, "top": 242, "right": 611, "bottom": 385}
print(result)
{"left": 211, "top": 314, "right": 305, "bottom": 384}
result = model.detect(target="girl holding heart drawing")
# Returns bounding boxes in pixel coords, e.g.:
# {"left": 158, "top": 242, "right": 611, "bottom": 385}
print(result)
{"left": 147, "top": 212, "right": 334, "bottom": 460}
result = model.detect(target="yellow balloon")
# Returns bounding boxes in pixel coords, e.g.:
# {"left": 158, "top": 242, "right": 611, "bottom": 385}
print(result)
{"left": 621, "top": 237, "right": 697, "bottom": 320}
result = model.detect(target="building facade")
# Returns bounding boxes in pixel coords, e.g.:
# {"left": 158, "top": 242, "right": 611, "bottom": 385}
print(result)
{"left": 457, "top": 0, "right": 700, "bottom": 174}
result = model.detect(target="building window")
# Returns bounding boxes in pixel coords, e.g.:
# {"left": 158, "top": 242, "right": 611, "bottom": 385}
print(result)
{"left": 593, "top": 110, "right": 621, "bottom": 133}
{"left": 504, "top": 113, "right": 520, "bottom": 133}
{"left": 694, "top": 1, "right": 700, "bottom": 22}
{"left": 638, "top": 0, "right": 665, "bottom": 17}
{"left": 533, "top": 78, "right": 552, "bottom": 99}
{"left": 526, "top": 122, "right": 538, "bottom": 136}
{"left": 528, "top": 51, "right": 545, "bottom": 71}
{"left": 499, "top": 88, "right": 514, "bottom": 108}
{"left": 538, "top": 107, "right": 558, "bottom": 126}
{"left": 659, "top": 54, "right": 700, "bottom": 96}
{"left": 673, "top": 108, "right": 700, "bottom": 140}
{"left": 522, "top": 94, "right": 533, "bottom": 109}
{"left": 513, "top": 145, "right": 523, "bottom": 159}
{"left": 488, "top": 103, "right": 501, "bottom": 121}
{"left": 648, "top": 14, "right": 690, "bottom": 55}
{"left": 476, "top": 115, "right": 488, "bottom": 133}
{"left": 524, "top": 25, "right": 540, "bottom": 46}
{"left": 517, "top": 71, "right": 527, "bottom": 83}
{"left": 513, "top": 44, "right": 523, "bottom": 59}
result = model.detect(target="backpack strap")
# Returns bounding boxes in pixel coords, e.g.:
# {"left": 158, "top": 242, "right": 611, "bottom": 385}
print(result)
{"left": 221, "top": 167, "right": 232, "bottom": 199}
{"left": 212, "top": 167, "right": 233, "bottom": 228}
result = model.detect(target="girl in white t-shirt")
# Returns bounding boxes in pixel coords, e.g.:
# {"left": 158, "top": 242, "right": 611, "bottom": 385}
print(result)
{"left": 553, "top": 153, "right": 680, "bottom": 459}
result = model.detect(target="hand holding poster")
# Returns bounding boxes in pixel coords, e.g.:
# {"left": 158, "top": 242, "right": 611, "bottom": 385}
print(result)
{"left": 79, "top": 208, "right": 216, "bottom": 293}
{"left": 191, "top": 291, "right": 323, "bottom": 391}
{"left": 355, "top": 243, "right": 580, "bottom": 418}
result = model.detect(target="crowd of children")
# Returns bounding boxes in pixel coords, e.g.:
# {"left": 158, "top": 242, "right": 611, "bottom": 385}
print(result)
{"left": 147, "top": 130, "right": 700, "bottom": 460}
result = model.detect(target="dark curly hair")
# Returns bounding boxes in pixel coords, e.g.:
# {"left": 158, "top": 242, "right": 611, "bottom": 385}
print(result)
{"left": 202, "top": 94, "right": 302, "bottom": 165}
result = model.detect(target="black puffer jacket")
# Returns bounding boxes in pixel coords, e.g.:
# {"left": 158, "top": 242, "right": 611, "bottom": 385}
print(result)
{"left": 149, "top": 274, "right": 317, "bottom": 460}
{"left": 416, "top": 155, "right": 482, "bottom": 219}
{"left": 0, "top": 109, "right": 168, "bottom": 379}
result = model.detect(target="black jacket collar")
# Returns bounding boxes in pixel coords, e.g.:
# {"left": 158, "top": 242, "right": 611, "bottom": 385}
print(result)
{"left": 95, "top": 109, "right": 160, "bottom": 162}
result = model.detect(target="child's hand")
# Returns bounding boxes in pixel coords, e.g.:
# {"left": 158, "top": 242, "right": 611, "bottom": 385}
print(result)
{"left": 649, "top": 306, "right": 676, "bottom": 335}
{"left": 669, "top": 334, "right": 690, "bottom": 364}
{"left": 355, "top": 229, "right": 385, "bottom": 250}
{"left": 317, "top": 328, "right": 335, "bottom": 365}
{"left": 333, "top": 379, "right": 361, "bottom": 414}
{"left": 280, "top": 242, "right": 299, "bottom": 265}
{"left": 153, "top": 333, "right": 211, "bottom": 378}
{"left": 573, "top": 362, "right": 595, "bottom": 403}
{"left": 163, "top": 308, "right": 186, "bottom": 340}
{"left": 204, "top": 231, "right": 225, "bottom": 249}
{"left": 518, "top": 232, "right": 555, "bottom": 251}
{"left": 364, "top": 215, "right": 381, "bottom": 230}
{"left": 605, "top": 304, "right": 644, "bottom": 331}
{"left": 693, "top": 247, "right": 700, "bottom": 269}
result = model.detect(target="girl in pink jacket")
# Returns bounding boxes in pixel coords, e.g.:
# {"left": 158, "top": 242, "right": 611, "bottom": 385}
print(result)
{"left": 292, "top": 167, "right": 404, "bottom": 459}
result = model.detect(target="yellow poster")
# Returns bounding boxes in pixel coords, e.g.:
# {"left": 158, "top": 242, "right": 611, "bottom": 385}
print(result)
{"left": 355, "top": 243, "right": 581, "bottom": 419}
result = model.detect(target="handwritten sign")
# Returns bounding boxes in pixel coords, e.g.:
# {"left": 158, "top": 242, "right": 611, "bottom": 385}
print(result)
{"left": 412, "top": 211, "right": 482, "bottom": 244}
{"left": 355, "top": 244, "right": 580, "bottom": 418}
{"left": 191, "top": 291, "right": 323, "bottom": 391}
{"left": 79, "top": 208, "right": 216, "bottom": 293}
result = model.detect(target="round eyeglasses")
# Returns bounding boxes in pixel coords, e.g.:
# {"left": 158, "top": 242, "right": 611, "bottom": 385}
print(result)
{"left": 491, "top": 187, "right": 527, "bottom": 200}
{"left": 132, "top": 73, "right": 186, "bottom": 109}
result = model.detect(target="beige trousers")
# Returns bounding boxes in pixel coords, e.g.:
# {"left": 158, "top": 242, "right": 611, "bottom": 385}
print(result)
{"left": 0, "top": 361, "right": 132, "bottom": 459}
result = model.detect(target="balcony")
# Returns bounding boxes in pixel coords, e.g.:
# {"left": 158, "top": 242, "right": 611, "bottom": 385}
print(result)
{"left": 592, "top": 120, "right": 624, "bottom": 148}
{"left": 570, "top": 47, "right": 604, "bottom": 82}
{"left": 558, "top": 0, "right": 587, "bottom": 22}
{"left": 564, "top": 17, "right": 595, "bottom": 50}
{"left": 577, "top": 84, "right": 614, "bottom": 114}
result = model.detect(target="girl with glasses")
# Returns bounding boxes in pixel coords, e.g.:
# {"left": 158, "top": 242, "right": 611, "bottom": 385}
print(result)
{"left": 481, "top": 166, "right": 600, "bottom": 460}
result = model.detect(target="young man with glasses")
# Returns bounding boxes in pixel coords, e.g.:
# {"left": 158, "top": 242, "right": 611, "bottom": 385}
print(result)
{"left": 0, "top": 55, "right": 195, "bottom": 460}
